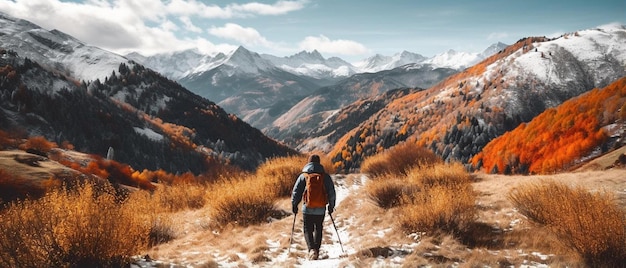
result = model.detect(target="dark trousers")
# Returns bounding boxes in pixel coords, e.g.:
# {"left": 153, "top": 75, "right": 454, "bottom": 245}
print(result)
{"left": 303, "top": 214, "right": 324, "bottom": 250}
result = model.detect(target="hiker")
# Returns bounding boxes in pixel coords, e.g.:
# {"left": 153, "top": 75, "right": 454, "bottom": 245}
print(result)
{"left": 291, "top": 154, "right": 336, "bottom": 260}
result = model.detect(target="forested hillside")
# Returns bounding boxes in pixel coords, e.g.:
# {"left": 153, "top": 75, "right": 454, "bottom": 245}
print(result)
{"left": 473, "top": 77, "right": 626, "bottom": 174}
{"left": 0, "top": 50, "right": 295, "bottom": 174}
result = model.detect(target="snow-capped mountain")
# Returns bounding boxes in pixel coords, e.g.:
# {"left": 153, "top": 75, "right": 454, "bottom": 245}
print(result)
{"left": 261, "top": 50, "right": 358, "bottom": 78}
{"left": 354, "top": 51, "right": 428, "bottom": 73}
{"left": 479, "top": 42, "right": 509, "bottom": 58}
{"left": 0, "top": 12, "right": 128, "bottom": 82}
{"left": 126, "top": 49, "right": 207, "bottom": 79}
{"left": 423, "top": 42, "right": 509, "bottom": 69}
{"left": 174, "top": 46, "right": 324, "bottom": 129}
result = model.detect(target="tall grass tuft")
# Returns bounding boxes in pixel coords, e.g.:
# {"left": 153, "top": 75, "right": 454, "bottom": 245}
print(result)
{"left": 208, "top": 176, "right": 277, "bottom": 227}
{"left": 255, "top": 155, "right": 308, "bottom": 198}
{"left": 0, "top": 182, "right": 152, "bottom": 267}
{"left": 365, "top": 173, "right": 418, "bottom": 209}
{"left": 399, "top": 184, "right": 476, "bottom": 235}
{"left": 508, "top": 180, "right": 626, "bottom": 267}
{"left": 361, "top": 142, "right": 441, "bottom": 177}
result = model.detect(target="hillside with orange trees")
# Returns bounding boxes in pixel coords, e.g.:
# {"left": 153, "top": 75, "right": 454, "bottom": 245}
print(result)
{"left": 472, "top": 77, "right": 626, "bottom": 174}
{"left": 328, "top": 25, "right": 626, "bottom": 172}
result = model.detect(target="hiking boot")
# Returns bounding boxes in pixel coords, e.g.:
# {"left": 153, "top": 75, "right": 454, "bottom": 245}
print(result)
{"left": 308, "top": 249, "right": 319, "bottom": 260}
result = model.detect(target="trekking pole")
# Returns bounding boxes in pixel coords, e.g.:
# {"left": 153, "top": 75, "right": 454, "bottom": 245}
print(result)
{"left": 288, "top": 212, "right": 296, "bottom": 254}
{"left": 329, "top": 213, "right": 345, "bottom": 255}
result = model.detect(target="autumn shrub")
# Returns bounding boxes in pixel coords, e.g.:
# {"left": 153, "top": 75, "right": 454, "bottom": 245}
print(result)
{"left": 18, "top": 135, "right": 57, "bottom": 154}
{"left": 365, "top": 173, "right": 419, "bottom": 209}
{"left": 0, "top": 130, "right": 14, "bottom": 149}
{"left": 390, "top": 163, "right": 477, "bottom": 235}
{"left": 208, "top": 176, "right": 276, "bottom": 227}
{"left": 406, "top": 162, "right": 473, "bottom": 189}
{"left": 0, "top": 169, "right": 47, "bottom": 204}
{"left": 255, "top": 155, "right": 308, "bottom": 198}
{"left": 0, "top": 182, "right": 152, "bottom": 267}
{"left": 508, "top": 181, "right": 626, "bottom": 267}
{"left": 398, "top": 183, "right": 476, "bottom": 236}
{"left": 361, "top": 142, "right": 441, "bottom": 177}
{"left": 149, "top": 183, "right": 209, "bottom": 212}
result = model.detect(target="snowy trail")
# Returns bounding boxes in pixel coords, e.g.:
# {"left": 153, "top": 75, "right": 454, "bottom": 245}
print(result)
{"left": 134, "top": 173, "right": 418, "bottom": 267}
{"left": 276, "top": 174, "right": 366, "bottom": 267}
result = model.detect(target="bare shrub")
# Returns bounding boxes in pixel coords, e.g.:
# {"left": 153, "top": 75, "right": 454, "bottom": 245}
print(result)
{"left": 508, "top": 180, "right": 626, "bottom": 267}
{"left": 0, "top": 182, "right": 151, "bottom": 267}
{"left": 361, "top": 142, "right": 441, "bottom": 177}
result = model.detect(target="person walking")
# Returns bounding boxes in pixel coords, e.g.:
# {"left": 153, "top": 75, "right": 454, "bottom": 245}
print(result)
{"left": 291, "top": 154, "right": 336, "bottom": 260}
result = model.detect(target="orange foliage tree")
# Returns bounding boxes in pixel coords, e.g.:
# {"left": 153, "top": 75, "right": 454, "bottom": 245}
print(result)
{"left": 474, "top": 77, "right": 626, "bottom": 174}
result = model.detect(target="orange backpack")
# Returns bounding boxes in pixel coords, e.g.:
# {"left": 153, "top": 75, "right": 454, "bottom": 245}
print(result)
{"left": 303, "top": 172, "right": 327, "bottom": 208}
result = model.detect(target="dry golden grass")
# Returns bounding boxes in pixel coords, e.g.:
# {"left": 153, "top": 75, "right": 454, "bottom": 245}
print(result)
{"left": 0, "top": 182, "right": 153, "bottom": 267}
{"left": 361, "top": 142, "right": 441, "bottom": 177}
{"left": 508, "top": 180, "right": 626, "bottom": 267}
{"left": 206, "top": 176, "right": 278, "bottom": 227}
{"left": 364, "top": 173, "right": 410, "bottom": 208}
{"left": 365, "top": 162, "right": 477, "bottom": 236}
{"left": 148, "top": 183, "right": 209, "bottom": 212}
{"left": 255, "top": 155, "right": 308, "bottom": 198}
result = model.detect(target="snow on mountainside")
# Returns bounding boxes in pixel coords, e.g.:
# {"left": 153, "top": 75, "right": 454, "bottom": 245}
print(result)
{"left": 423, "top": 42, "right": 509, "bottom": 69}
{"left": 261, "top": 50, "right": 358, "bottom": 78}
{"left": 354, "top": 51, "right": 428, "bottom": 73}
{"left": 0, "top": 12, "right": 128, "bottom": 82}
{"left": 126, "top": 49, "right": 207, "bottom": 79}
{"left": 130, "top": 43, "right": 506, "bottom": 83}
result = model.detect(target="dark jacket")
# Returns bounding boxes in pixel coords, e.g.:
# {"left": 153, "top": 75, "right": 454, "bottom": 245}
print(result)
{"left": 291, "top": 162, "right": 336, "bottom": 215}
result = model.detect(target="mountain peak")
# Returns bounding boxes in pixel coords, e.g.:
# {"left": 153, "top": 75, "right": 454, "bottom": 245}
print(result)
{"left": 290, "top": 49, "right": 325, "bottom": 62}
{"left": 225, "top": 46, "right": 273, "bottom": 73}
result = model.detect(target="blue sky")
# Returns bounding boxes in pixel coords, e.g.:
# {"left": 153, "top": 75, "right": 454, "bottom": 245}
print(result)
{"left": 0, "top": 0, "right": 623, "bottom": 62}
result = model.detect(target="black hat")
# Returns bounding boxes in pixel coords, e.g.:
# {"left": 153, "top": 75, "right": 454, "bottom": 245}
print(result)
{"left": 308, "top": 154, "right": 320, "bottom": 163}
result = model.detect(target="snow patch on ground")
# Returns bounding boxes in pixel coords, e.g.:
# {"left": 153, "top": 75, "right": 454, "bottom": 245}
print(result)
{"left": 133, "top": 127, "right": 164, "bottom": 141}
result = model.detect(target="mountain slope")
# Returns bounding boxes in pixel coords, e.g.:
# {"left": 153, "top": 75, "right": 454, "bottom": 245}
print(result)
{"left": 0, "top": 12, "right": 127, "bottom": 82}
{"left": 473, "top": 77, "right": 626, "bottom": 174}
{"left": 268, "top": 64, "right": 458, "bottom": 148}
{"left": 328, "top": 24, "right": 626, "bottom": 172}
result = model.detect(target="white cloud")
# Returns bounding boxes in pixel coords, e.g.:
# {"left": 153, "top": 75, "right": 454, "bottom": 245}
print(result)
{"left": 209, "top": 23, "right": 272, "bottom": 47}
{"left": 231, "top": 0, "right": 308, "bottom": 16}
{"left": 299, "top": 35, "right": 369, "bottom": 55}
{"left": 180, "top": 16, "right": 202, "bottom": 33}
{"left": 0, "top": 0, "right": 307, "bottom": 56}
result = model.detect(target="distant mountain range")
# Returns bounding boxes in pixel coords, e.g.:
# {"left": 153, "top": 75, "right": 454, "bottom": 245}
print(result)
{"left": 126, "top": 41, "right": 507, "bottom": 131}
